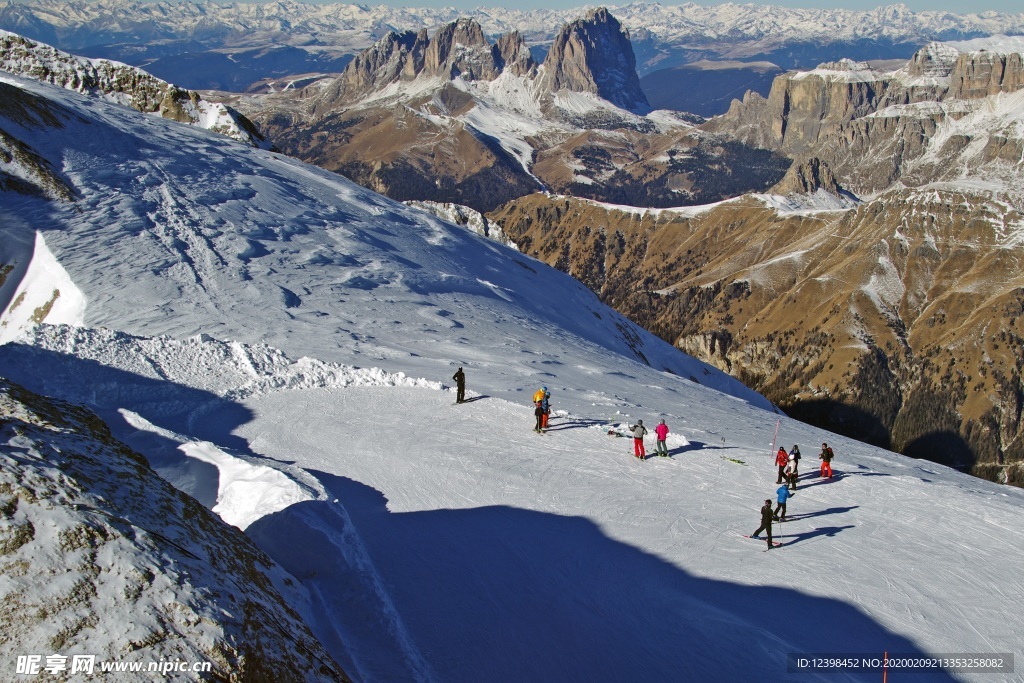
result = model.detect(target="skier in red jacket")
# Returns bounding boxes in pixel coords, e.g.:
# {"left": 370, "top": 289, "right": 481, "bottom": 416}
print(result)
{"left": 775, "top": 447, "right": 789, "bottom": 483}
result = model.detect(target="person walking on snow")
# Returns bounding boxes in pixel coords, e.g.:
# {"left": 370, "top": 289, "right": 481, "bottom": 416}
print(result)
{"left": 785, "top": 451, "right": 799, "bottom": 490}
{"left": 790, "top": 444, "right": 801, "bottom": 478}
{"left": 819, "top": 442, "right": 835, "bottom": 478}
{"left": 775, "top": 447, "right": 788, "bottom": 483}
{"left": 774, "top": 484, "right": 791, "bottom": 521}
{"left": 655, "top": 419, "right": 670, "bottom": 457}
{"left": 452, "top": 367, "right": 466, "bottom": 404}
{"left": 631, "top": 420, "right": 648, "bottom": 459}
{"left": 751, "top": 499, "right": 775, "bottom": 549}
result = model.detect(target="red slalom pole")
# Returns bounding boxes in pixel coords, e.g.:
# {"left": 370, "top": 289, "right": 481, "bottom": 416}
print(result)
{"left": 883, "top": 651, "right": 888, "bottom": 683}
{"left": 769, "top": 418, "right": 780, "bottom": 459}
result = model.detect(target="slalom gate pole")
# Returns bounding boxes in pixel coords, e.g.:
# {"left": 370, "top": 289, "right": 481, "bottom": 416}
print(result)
{"left": 883, "top": 651, "right": 888, "bottom": 683}
{"left": 769, "top": 418, "right": 780, "bottom": 459}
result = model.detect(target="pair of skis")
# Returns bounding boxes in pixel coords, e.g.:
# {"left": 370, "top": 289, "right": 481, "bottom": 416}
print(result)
{"left": 743, "top": 534, "right": 783, "bottom": 550}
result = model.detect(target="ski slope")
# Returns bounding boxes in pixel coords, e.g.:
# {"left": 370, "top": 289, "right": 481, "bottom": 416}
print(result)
{"left": 2, "top": 73, "right": 1024, "bottom": 682}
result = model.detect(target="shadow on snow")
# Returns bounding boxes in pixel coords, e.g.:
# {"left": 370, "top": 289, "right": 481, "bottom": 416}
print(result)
{"left": 0, "top": 344, "right": 957, "bottom": 682}
{"left": 248, "top": 473, "right": 957, "bottom": 683}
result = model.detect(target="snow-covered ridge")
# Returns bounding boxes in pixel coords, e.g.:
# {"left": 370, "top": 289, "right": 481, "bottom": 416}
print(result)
{"left": 0, "top": 30, "right": 268, "bottom": 147}
{"left": 18, "top": 324, "right": 444, "bottom": 402}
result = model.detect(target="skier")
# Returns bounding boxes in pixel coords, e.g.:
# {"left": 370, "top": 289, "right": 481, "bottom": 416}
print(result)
{"left": 541, "top": 389, "right": 551, "bottom": 430}
{"left": 631, "top": 420, "right": 648, "bottom": 459}
{"left": 785, "top": 450, "right": 799, "bottom": 490}
{"left": 655, "top": 419, "right": 670, "bottom": 457}
{"left": 534, "top": 401, "right": 545, "bottom": 433}
{"left": 789, "top": 444, "right": 801, "bottom": 478}
{"left": 452, "top": 367, "right": 466, "bottom": 404}
{"left": 775, "top": 447, "right": 789, "bottom": 483}
{"left": 751, "top": 499, "right": 775, "bottom": 549}
{"left": 819, "top": 442, "right": 835, "bottom": 478}
{"left": 774, "top": 483, "right": 791, "bottom": 521}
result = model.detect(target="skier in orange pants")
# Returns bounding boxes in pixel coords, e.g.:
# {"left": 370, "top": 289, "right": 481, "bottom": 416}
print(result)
{"left": 819, "top": 442, "right": 835, "bottom": 478}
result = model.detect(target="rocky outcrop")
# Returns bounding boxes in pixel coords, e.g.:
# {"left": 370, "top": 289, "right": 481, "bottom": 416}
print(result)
{"left": 315, "top": 29, "right": 428, "bottom": 109}
{"left": 0, "top": 31, "right": 267, "bottom": 147}
{"left": 423, "top": 18, "right": 499, "bottom": 81}
{"left": 951, "top": 50, "right": 1024, "bottom": 99}
{"left": 539, "top": 7, "right": 649, "bottom": 113}
{"left": 0, "top": 379, "right": 349, "bottom": 680}
{"left": 0, "top": 83, "right": 76, "bottom": 201}
{"left": 494, "top": 31, "right": 536, "bottom": 78}
{"left": 769, "top": 157, "right": 844, "bottom": 196}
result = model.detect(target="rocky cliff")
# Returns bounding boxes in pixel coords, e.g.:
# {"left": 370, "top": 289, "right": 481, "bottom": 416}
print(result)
{"left": 539, "top": 7, "right": 649, "bottom": 114}
{"left": 709, "top": 39, "right": 1024, "bottom": 195}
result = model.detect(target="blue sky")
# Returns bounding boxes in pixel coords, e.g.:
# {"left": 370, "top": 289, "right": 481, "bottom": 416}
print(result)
{"left": 375, "top": 0, "right": 1022, "bottom": 13}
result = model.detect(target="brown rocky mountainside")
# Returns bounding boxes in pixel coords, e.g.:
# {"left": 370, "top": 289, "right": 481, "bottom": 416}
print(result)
{"left": 489, "top": 187, "right": 1024, "bottom": 485}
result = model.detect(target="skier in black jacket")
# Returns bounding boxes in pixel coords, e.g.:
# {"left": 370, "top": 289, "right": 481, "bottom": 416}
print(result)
{"left": 452, "top": 367, "right": 466, "bottom": 403}
{"left": 751, "top": 499, "right": 775, "bottom": 549}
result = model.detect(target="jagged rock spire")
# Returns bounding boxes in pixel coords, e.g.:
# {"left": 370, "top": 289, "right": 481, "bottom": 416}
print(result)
{"left": 539, "top": 7, "right": 649, "bottom": 113}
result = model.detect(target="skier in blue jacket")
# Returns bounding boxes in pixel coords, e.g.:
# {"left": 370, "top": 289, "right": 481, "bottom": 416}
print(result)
{"left": 773, "top": 484, "right": 791, "bottom": 521}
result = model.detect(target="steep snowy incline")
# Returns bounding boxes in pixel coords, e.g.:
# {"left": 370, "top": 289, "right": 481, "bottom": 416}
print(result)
{"left": 0, "top": 72, "right": 769, "bottom": 415}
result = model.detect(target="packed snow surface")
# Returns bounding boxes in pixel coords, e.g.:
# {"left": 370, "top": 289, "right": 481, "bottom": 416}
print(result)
{"left": 2, "top": 74, "right": 1024, "bottom": 682}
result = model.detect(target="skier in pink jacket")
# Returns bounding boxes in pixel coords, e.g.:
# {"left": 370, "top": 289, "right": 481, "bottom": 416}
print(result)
{"left": 654, "top": 419, "right": 670, "bottom": 457}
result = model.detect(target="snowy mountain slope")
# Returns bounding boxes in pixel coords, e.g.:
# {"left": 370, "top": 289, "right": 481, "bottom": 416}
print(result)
{"left": 4, "top": 324, "right": 1024, "bottom": 681}
{"left": 0, "top": 378, "right": 348, "bottom": 681}
{"left": 0, "top": 30, "right": 269, "bottom": 148}
{"left": 2, "top": 71, "right": 1024, "bottom": 682}
{"left": 0, "top": 71, "right": 764, "bottom": 410}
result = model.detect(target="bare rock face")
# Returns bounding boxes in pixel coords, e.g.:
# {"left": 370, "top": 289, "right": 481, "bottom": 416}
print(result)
{"left": 951, "top": 50, "right": 1024, "bottom": 99}
{"left": 423, "top": 18, "right": 499, "bottom": 81}
{"left": 904, "top": 41, "right": 959, "bottom": 80}
{"left": 710, "top": 40, "right": 1024, "bottom": 195}
{"left": 314, "top": 29, "right": 428, "bottom": 110}
{"left": 769, "top": 157, "right": 843, "bottom": 196}
{"left": 539, "top": 7, "right": 649, "bottom": 113}
{"left": 494, "top": 30, "right": 537, "bottom": 78}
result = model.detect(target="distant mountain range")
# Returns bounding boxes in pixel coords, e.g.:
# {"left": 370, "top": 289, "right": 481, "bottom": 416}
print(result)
{"left": 3, "top": 0, "right": 1024, "bottom": 97}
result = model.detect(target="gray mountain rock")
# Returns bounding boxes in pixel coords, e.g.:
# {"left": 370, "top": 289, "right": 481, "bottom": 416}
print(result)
{"left": 539, "top": 7, "right": 649, "bottom": 114}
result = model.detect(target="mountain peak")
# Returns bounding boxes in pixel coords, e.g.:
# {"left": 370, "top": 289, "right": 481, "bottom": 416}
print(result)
{"left": 423, "top": 18, "right": 499, "bottom": 81}
{"left": 539, "top": 7, "right": 650, "bottom": 113}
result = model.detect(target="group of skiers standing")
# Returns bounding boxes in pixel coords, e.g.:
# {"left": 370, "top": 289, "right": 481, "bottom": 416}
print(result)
{"left": 751, "top": 442, "right": 836, "bottom": 549}
{"left": 628, "top": 419, "right": 670, "bottom": 459}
